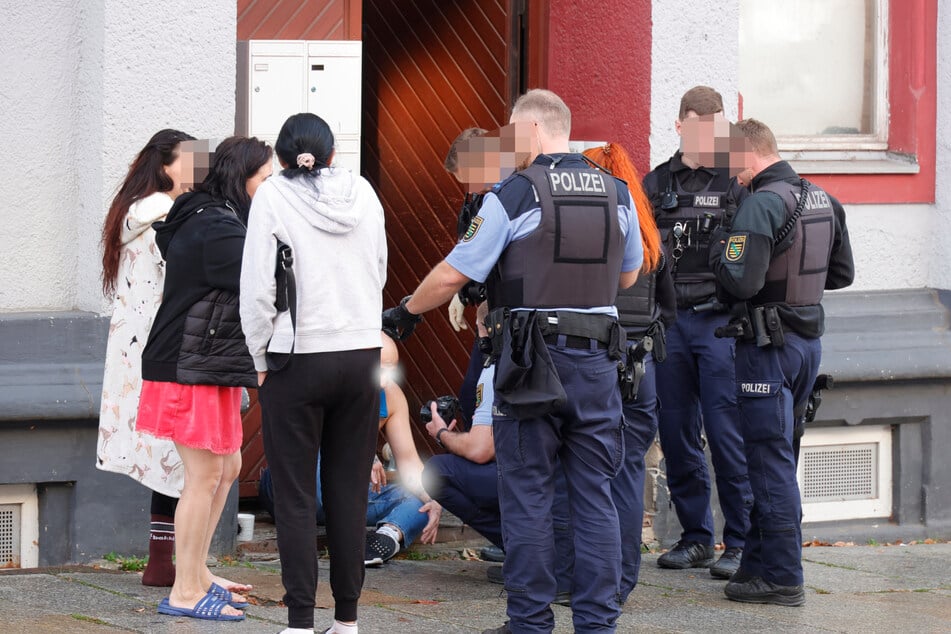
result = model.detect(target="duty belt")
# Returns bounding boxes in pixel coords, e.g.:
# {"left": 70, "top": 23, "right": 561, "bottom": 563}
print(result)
{"left": 485, "top": 308, "right": 623, "bottom": 358}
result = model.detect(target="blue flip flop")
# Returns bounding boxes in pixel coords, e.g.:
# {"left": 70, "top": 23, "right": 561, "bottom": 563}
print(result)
{"left": 157, "top": 591, "right": 245, "bottom": 621}
{"left": 209, "top": 581, "right": 250, "bottom": 609}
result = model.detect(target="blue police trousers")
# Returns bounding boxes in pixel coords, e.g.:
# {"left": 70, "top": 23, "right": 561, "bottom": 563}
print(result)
{"left": 494, "top": 344, "right": 623, "bottom": 634}
{"left": 612, "top": 355, "right": 658, "bottom": 603}
{"left": 655, "top": 309, "right": 752, "bottom": 548}
{"left": 734, "top": 333, "right": 821, "bottom": 587}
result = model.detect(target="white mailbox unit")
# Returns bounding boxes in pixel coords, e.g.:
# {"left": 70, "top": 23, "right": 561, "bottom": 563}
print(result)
{"left": 237, "top": 40, "right": 362, "bottom": 174}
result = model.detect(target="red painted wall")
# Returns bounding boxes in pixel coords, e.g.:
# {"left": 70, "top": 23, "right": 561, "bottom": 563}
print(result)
{"left": 544, "top": 0, "right": 653, "bottom": 174}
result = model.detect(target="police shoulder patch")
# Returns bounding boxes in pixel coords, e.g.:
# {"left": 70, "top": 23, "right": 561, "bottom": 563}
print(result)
{"left": 475, "top": 383, "right": 483, "bottom": 408}
{"left": 725, "top": 234, "right": 747, "bottom": 262}
{"left": 462, "top": 216, "right": 483, "bottom": 242}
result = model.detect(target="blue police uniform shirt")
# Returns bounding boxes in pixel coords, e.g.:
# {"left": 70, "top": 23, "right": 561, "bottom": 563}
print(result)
{"left": 445, "top": 153, "right": 643, "bottom": 317}
{"left": 471, "top": 364, "right": 495, "bottom": 427}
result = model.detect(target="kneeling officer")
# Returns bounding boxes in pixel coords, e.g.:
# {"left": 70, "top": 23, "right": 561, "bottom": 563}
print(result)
{"left": 383, "top": 88, "right": 643, "bottom": 633}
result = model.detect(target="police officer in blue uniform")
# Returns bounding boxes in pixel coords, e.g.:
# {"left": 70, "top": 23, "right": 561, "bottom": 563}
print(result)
{"left": 612, "top": 255, "right": 675, "bottom": 601}
{"left": 642, "top": 86, "right": 753, "bottom": 578}
{"left": 383, "top": 89, "right": 643, "bottom": 634}
{"left": 710, "top": 118, "right": 854, "bottom": 606}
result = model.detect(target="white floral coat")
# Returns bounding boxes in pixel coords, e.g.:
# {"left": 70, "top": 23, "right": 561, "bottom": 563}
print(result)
{"left": 96, "top": 192, "right": 184, "bottom": 497}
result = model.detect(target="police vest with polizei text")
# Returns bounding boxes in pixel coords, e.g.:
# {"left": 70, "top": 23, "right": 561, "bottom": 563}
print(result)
{"left": 751, "top": 179, "right": 835, "bottom": 307}
{"left": 489, "top": 164, "right": 624, "bottom": 309}
{"left": 653, "top": 166, "right": 735, "bottom": 284}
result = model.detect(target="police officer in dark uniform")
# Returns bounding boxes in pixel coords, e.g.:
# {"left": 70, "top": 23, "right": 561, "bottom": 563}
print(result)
{"left": 581, "top": 142, "right": 676, "bottom": 602}
{"left": 383, "top": 89, "right": 643, "bottom": 633}
{"left": 642, "top": 86, "right": 753, "bottom": 578}
{"left": 710, "top": 118, "right": 854, "bottom": 606}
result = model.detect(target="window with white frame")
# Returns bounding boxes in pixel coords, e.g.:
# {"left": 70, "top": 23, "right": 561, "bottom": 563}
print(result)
{"left": 739, "top": 0, "right": 889, "bottom": 156}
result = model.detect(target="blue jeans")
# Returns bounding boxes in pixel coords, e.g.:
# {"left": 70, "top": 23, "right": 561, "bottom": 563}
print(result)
{"left": 260, "top": 457, "right": 428, "bottom": 548}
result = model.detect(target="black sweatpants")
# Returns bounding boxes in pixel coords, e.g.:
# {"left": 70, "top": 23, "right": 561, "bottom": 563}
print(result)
{"left": 259, "top": 348, "right": 380, "bottom": 628}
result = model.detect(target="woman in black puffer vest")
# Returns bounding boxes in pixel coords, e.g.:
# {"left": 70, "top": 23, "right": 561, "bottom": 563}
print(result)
{"left": 138, "top": 136, "right": 272, "bottom": 622}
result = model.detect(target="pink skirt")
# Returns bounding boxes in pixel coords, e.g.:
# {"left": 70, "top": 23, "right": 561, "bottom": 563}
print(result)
{"left": 136, "top": 380, "right": 243, "bottom": 455}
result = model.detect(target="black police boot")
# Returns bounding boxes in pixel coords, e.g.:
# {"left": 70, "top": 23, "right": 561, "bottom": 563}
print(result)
{"left": 552, "top": 591, "right": 571, "bottom": 607}
{"left": 480, "top": 545, "right": 506, "bottom": 563}
{"left": 482, "top": 622, "right": 513, "bottom": 634}
{"left": 724, "top": 576, "right": 805, "bottom": 607}
{"left": 486, "top": 565, "right": 504, "bottom": 584}
{"left": 657, "top": 541, "right": 715, "bottom": 569}
{"left": 710, "top": 547, "right": 743, "bottom": 579}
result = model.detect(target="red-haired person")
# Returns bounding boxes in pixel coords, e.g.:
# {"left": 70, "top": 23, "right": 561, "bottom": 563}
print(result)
{"left": 583, "top": 142, "right": 673, "bottom": 602}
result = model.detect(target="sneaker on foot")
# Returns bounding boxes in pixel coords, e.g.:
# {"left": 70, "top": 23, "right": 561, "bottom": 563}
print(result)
{"left": 364, "top": 532, "right": 398, "bottom": 567}
{"left": 724, "top": 575, "right": 805, "bottom": 606}
{"left": 710, "top": 547, "right": 743, "bottom": 579}
{"left": 657, "top": 540, "right": 715, "bottom": 569}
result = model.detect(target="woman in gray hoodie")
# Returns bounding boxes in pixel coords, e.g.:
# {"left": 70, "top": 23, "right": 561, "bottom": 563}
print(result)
{"left": 240, "top": 113, "right": 387, "bottom": 634}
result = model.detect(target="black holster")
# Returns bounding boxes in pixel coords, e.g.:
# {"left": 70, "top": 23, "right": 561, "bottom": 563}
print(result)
{"left": 619, "top": 335, "right": 653, "bottom": 402}
{"left": 715, "top": 303, "right": 782, "bottom": 348}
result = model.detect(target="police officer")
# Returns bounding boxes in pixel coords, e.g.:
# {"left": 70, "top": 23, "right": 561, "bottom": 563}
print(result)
{"left": 582, "top": 142, "right": 675, "bottom": 602}
{"left": 643, "top": 86, "right": 753, "bottom": 578}
{"left": 383, "top": 89, "right": 643, "bottom": 634}
{"left": 444, "top": 126, "right": 491, "bottom": 423}
{"left": 710, "top": 118, "right": 854, "bottom": 606}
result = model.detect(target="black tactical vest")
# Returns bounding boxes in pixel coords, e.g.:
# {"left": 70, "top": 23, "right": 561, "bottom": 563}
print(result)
{"left": 490, "top": 163, "right": 623, "bottom": 309}
{"left": 653, "top": 164, "right": 736, "bottom": 304}
{"left": 751, "top": 180, "right": 835, "bottom": 307}
{"left": 616, "top": 273, "right": 656, "bottom": 333}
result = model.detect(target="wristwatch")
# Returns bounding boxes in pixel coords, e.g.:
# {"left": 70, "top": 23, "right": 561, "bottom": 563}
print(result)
{"left": 435, "top": 427, "right": 449, "bottom": 447}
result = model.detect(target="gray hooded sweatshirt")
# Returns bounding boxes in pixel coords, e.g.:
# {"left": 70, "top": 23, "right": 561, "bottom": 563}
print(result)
{"left": 240, "top": 167, "right": 387, "bottom": 371}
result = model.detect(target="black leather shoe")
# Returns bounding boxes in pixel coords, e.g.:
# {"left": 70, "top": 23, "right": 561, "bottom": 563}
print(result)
{"left": 724, "top": 575, "right": 805, "bottom": 606}
{"left": 553, "top": 591, "right": 571, "bottom": 606}
{"left": 657, "top": 541, "right": 715, "bottom": 569}
{"left": 486, "top": 564, "right": 504, "bottom": 584}
{"left": 480, "top": 545, "right": 506, "bottom": 562}
{"left": 482, "top": 622, "right": 512, "bottom": 634}
{"left": 710, "top": 547, "right": 743, "bottom": 579}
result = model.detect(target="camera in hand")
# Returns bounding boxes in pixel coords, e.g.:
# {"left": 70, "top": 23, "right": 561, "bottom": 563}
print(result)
{"left": 420, "top": 395, "right": 460, "bottom": 424}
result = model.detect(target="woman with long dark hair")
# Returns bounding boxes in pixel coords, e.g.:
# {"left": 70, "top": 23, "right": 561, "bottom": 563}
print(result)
{"left": 97, "top": 128, "right": 194, "bottom": 587}
{"left": 240, "top": 113, "right": 387, "bottom": 634}
{"left": 137, "top": 136, "right": 272, "bottom": 622}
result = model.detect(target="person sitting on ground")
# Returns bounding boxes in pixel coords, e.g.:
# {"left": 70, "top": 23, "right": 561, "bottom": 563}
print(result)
{"left": 260, "top": 334, "right": 442, "bottom": 565}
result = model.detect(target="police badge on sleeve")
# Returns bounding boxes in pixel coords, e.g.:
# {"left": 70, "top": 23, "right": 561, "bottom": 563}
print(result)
{"left": 725, "top": 234, "right": 747, "bottom": 262}
{"left": 462, "top": 216, "right": 483, "bottom": 242}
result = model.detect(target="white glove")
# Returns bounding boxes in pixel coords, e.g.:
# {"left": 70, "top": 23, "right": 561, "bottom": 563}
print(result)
{"left": 448, "top": 294, "right": 468, "bottom": 332}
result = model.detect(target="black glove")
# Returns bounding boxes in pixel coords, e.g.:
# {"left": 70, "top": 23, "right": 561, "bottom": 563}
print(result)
{"left": 382, "top": 295, "right": 422, "bottom": 341}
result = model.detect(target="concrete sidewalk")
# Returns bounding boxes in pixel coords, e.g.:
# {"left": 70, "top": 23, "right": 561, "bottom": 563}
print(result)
{"left": 1, "top": 542, "right": 949, "bottom": 633}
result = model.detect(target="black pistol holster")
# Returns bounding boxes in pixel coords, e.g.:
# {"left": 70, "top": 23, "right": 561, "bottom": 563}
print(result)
{"left": 620, "top": 335, "right": 653, "bottom": 402}
{"left": 714, "top": 303, "right": 785, "bottom": 348}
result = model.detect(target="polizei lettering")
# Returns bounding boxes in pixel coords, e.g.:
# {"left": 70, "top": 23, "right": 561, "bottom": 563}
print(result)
{"left": 740, "top": 382, "right": 772, "bottom": 394}
{"left": 793, "top": 189, "right": 831, "bottom": 210}
{"left": 693, "top": 195, "right": 721, "bottom": 208}
{"left": 548, "top": 171, "right": 608, "bottom": 195}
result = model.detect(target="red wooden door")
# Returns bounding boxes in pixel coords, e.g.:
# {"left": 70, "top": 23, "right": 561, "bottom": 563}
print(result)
{"left": 363, "top": 0, "right": 515, "bottom": 455}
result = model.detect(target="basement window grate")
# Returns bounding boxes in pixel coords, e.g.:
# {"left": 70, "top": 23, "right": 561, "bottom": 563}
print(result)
{"left": 802, "top": 443, "right": 877, "bottom": 502}
{"left": 0, "top": 504, "right": 21, "bottom": 567}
